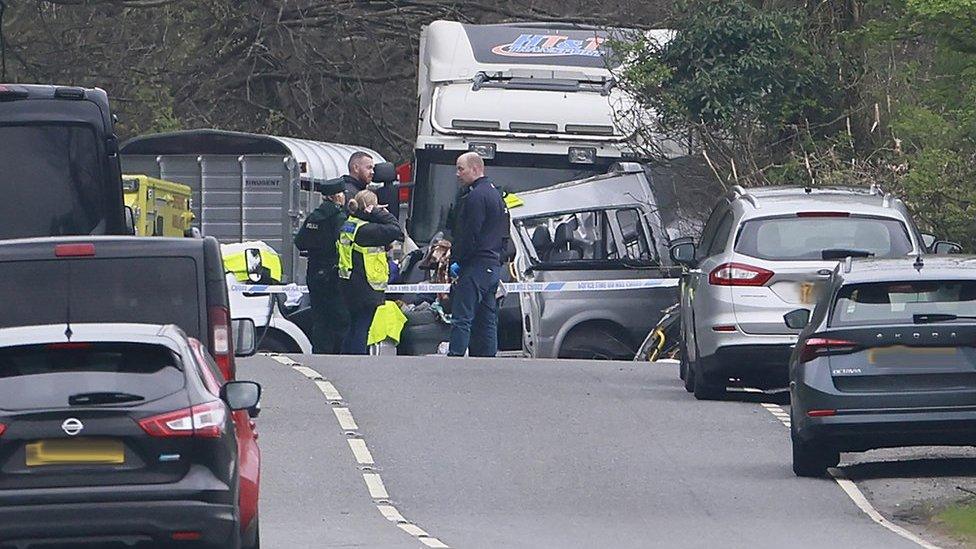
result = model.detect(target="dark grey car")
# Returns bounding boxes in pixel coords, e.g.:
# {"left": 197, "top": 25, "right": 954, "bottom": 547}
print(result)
{"left": 786, "top": 255, "right": 976, "bottom": 477}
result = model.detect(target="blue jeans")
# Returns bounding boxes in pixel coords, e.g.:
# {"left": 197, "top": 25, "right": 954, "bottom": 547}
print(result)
{"left": 448, "top": 261, "right": 500, "bottom": 357}
{"left": 342, "top": 305, "right": 375, "bottom": 355}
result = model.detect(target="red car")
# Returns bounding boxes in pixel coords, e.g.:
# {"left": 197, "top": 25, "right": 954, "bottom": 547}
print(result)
{"left": 189, "top": 337, "right": 262, "bottom": 548}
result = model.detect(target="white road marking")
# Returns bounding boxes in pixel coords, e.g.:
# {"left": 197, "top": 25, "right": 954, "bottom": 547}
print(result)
{"left": 292, "top": 365, "right": 322, "bottom": 379}
{"left": 419, "top": 537, "right": 451, "bottom": 548}
{"left": 758, "top": 404, "right": 938, "bottom": 548}
{"left": 290, "top": 359, "right": 450, "bottom": 547}
{"left": 268, "top": 354, "right": 298, "bottom": 366}
{"left": 333, "top": 407, "right": 359, "bottom": 431}
{"left": 831, "top": 471, "right": 941, "bottom": 549}
{"left": 398, "top": 523, "right": 429, "bottom": 537}
{"left": 315, "top": 380, "right": 343, "bottom": 400}
{"left": 377, "top": 504, "right": 405, "bottom": 522}
{"left": 349, "top": 439, "right": 375, "bottom": 465}
{"left": 363, "top": 473, "right": 390, "bottom": 499}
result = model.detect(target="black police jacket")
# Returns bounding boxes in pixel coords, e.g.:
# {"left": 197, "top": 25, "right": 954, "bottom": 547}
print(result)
{"left": 294, "top": 200, "right": 347, "bottom": 271}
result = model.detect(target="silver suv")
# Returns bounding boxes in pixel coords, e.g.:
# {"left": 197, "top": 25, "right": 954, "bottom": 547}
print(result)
{"left": 669, "top": 186, "right": 926, "bottom": 400}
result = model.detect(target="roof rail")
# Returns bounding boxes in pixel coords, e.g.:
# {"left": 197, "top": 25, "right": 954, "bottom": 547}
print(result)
{"left": 730, "top": 185, "right": 758, "bottom": 208}
{"left": 843, "top": 256, "right": 854, "bottom": 273}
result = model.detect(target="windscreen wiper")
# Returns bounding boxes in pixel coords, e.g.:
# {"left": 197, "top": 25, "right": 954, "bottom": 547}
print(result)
{"left": 912, "top": 313, "right": 976, "bottom": 324}
{"left": 68, "top": 391, "right": 145, "bottom": 405}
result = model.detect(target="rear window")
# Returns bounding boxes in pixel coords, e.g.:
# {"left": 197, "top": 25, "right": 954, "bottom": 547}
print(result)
{"left": 0, "top": 257, "right": 201, "bottom": 337}
{"left": 0, "top": 125, "right": 107, "bottom": 239}
{"left": 735, "top": 216, "right": 913, "bottom": 261}
{"left": 0, "top": 343, "right": 184, "bottom": 411}
{"left": 830, "top": 280, "right": 976, "bottom": 327}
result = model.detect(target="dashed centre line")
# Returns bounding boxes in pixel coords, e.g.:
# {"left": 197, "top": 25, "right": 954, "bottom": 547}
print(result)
{"left": 333, "top": 407, "right": 359, "bottom": 430}
{"left": 348, "top": 438, "right": 375, "bottom": 465}
{"left": 280, "top": 359, "right": 451, "bottom": 548}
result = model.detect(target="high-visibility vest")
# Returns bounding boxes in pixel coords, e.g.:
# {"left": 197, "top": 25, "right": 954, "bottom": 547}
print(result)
{"left": 337, "top": 217, "right": 389, "bottom": 290}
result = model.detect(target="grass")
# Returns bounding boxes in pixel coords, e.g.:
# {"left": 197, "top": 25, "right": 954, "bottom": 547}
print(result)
{"left": 936, "top": 503, "right": 976, "bottom": 544}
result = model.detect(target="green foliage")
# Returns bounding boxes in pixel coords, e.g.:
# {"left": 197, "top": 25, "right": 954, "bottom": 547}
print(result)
{"left": 616, "top": 0, "right": 976, "bottom": 249}
{"left": 619, "top": 0, "right": 842, "bottom": 136}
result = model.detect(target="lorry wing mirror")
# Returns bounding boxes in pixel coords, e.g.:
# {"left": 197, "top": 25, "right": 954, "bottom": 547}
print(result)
{"left": 232, "top": 318, "right": 257, "bottom": 357}
{"left": 784, "top": 309, "right": 811, "bottom": 330}
{"left": 372, "top": 161, "right": 397, "bottom": 183}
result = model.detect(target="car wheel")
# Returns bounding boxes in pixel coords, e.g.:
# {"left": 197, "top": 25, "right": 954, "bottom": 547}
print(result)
{"left": 682, "top": 348, "right": 696, "bottom": 393}
{"left": 678, "top": 340, "right": 688, "bottom": 381}
{"left": 791, "top": 428, "right": 839, "bottom": 478}
{"left": 693, "top": 364, "right": 726, "bottom": 400}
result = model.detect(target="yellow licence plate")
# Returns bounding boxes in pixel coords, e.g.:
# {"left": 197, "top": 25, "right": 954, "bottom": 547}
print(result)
{"left": 26, "top": 438, "right": 124, "bottom": 467}
{"left": 801, "top": 282, "right": 816, "bottom": 304}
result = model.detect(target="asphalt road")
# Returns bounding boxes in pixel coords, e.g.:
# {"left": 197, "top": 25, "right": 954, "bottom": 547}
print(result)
{"left": 237, "top": 353, "right": 940, "bottom": 549}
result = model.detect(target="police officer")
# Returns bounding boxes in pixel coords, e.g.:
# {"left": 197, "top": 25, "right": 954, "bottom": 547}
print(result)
{"left": 294, "top": 179, "right": 349, "bottom": 354}
{"left": 448, "top": 152, "right": 508, "bottom": 357}
{"left": 337, "top": 189, "right": 403, "bottom": 355}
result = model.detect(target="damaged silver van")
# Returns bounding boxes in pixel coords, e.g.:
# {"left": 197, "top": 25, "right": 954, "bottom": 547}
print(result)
{"left": 510, "top": 163, "right": 681, "bottom": 359}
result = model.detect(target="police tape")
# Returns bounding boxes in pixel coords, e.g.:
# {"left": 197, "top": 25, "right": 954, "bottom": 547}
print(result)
{"left": 230, "top": 278, "right": 679, "bottom": 296}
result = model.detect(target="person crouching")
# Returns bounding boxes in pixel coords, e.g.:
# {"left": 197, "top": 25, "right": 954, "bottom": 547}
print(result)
{"left": 337, "top": 189, "right": 403, "bottom": 354}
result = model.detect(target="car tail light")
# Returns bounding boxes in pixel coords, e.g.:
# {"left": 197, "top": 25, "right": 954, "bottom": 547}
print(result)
{"left": 171, "top": 532, "right": 202, "bottom": 541}
{"left": 55, "top": 243, "right": 95, "bottom": 257}
{"left": 796, "top": 212, "right": 850, "bottom": 218}
{"left": 138, "top": 401, "right": 226, "bottom": 438}
{"left": 709, "top": 263, "right": 774, "bottom": 286}
{"left": 0, "top": 423, "right": 6, "bottom": 437}
{"left": 208, "top": 305, "right": 235, "bottom": 380}
{"left": 798, "top": 337, "right": 859, "bottom": 363}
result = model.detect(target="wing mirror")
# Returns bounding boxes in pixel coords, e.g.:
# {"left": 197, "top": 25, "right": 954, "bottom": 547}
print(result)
{"left": 784, "top": 309, "right": 811, "bottom": 330}
{"left": 232, "top": 318, "right": 257, "bottom": 357}
{"left": 932, "top": 241, "right": 963, "bottom": 255}
{"left": 123, "top": 206, "right": 136, "bottom": 235}
{"left": 669, "top": 241, "right": 697, "bottom": 267}
{"left": 221, "top": 380, "right": 262, "bottom": 413}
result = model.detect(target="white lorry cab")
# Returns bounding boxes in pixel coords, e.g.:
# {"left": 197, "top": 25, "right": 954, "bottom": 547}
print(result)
{"left": 407, "top": 20, "right": 675, "bottom": 243}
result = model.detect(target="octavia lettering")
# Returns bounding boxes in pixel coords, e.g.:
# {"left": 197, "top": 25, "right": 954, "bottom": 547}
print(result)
{"left": 491, "top": 34, "right": 604, "bottom": 58}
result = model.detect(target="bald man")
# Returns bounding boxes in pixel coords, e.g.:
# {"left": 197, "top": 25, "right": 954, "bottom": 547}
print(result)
{"left": 448, "top": 152, "right": 508, "bottom": 357}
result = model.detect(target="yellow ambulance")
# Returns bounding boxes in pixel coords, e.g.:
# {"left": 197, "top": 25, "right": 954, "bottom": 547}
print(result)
{"left": 122, "top": 175, "right": 195, "bottom": 237}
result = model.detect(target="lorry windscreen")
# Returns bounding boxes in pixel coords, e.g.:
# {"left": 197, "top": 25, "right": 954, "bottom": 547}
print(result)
{"left": 0, "top": 125, "right": 108, "bottom": 239}
{"left": 411, "top": 156, "right": 601, "bottom": 241}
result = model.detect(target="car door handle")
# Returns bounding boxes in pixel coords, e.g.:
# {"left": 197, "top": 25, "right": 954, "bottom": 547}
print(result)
{"left": 688, "top": 269, "right": 702, "bottom": 274}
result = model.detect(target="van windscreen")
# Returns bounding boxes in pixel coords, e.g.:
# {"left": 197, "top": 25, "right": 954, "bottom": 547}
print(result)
{"left": 0, "top": 125, "right": 107, "bottom": 239}
{"left": 0, "top": 257, "right": 201, "bottom": 337}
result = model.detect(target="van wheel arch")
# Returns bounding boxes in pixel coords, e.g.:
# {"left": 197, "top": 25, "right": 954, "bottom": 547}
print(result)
{"left": 557, "top": 320, "right": 635, "bottom": 360}
{"left": 257, "top": 328, "right": 301, "bottom": 353}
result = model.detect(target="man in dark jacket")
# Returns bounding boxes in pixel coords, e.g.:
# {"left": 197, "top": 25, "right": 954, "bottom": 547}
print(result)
{"left": 448, "top": 152, "right": 508, "bottom": 357}
{"left": 294, "top": 179, "right": 349, "bottom": 354}
{"left": 341, "top": 151, "right": 375, "bottom": 206}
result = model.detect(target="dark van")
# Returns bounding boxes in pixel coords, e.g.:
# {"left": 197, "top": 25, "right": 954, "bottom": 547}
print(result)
{"left": 0, "top": 236, "right": 250, "bottom": 379}
{"left": 0, "top": 84, "right": 127, "bottom": 239}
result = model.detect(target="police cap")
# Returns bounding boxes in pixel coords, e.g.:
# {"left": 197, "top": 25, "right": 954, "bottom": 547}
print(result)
{"left": 316, "top": 177, "right": 344, "bottom": 195}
